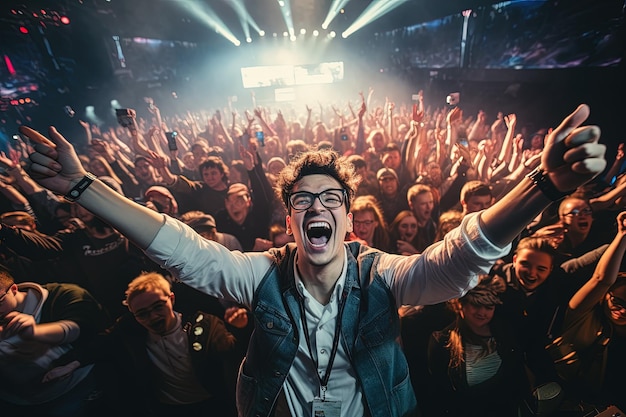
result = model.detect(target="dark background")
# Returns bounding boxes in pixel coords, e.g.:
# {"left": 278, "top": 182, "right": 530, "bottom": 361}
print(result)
{"left": 1, "top": 0, "right": 624, "bottom": 160}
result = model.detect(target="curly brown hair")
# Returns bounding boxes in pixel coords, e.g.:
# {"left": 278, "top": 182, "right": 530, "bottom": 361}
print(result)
{"left": 275, "top": 148, "right": 359, "bottom": 212}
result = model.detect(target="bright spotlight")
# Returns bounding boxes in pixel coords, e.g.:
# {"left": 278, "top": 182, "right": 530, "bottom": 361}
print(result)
{"left": 290, "top": 35, "right": 296, "bottom": 41}
{"left": 342, "top": 0, "right": 409, "bottom": 39}
{"left": 300, "top": 28, "right": 306, "bottom": 35}
{"left": 313, "top": 30, "right": 319, "bottom": 36}
{"left": 110, "top": 99, "right": 121, "bottom": 108}
{"left": 86, "top": 106, "right": 95, "bottom": 113}
{"left": 259, "top": 30, "right": 265, "bottom": 36}
{"left": 246, "top": 37, "right": 252, "bottom": 43}
{"left": 329, "top": 31, "right": 336, "bottom": 38}
{"left": 283, "top": 31, "right": 288, "bottom": 37}
{"left": 179, "top": 1, "right": 240, "bottom": 46}
{"left": 276, "top": 0, "right": 295, "bottom": 43}
{"left": 321, "top": 0, "right": 350, "bottom": 31}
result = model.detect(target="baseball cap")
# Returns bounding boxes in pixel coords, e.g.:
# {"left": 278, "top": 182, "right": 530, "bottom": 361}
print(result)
{"left": 227, "top": 183, "right": 249, "bottom": 197}
{"left": 145, "top": 186, "right": 173, "bottom": 199}
{"left": 376, "top": 167, "right": 398, "bottom": 181}
{"left": 187, "top": 214, "right": 217, "bottom": 231}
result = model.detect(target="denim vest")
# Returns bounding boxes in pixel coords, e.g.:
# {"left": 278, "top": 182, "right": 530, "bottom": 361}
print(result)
{"left": 236, "top": 241, "right": 417, "bottom": 417}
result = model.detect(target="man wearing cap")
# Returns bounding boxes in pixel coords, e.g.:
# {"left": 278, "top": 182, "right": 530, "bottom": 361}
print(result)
{"left": 145, "top": 186, "right": 179, "bottom": 218}
{"left": 186, "top": 214, "right": 243, "bottom": 251}
{"left": 375, "top": 167, "right": 410, "bottom": 226}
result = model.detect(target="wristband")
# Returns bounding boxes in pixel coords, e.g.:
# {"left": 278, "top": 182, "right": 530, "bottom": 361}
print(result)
{"left": 526, "top": 166, "right": 570, "bottom": 201}
{"left": 65, "top": 173, "right": 97, "bottom": 202}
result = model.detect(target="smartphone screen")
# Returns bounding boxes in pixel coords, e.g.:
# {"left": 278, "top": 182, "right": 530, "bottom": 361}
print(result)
{"left": 115, "top": 108, "right": 136, "bottom": 128}
{"left": 166, "top": 131, "right": 178, "bottom": 151}
{"left": 256, "top": 131, "right": 265, "bottom": 146}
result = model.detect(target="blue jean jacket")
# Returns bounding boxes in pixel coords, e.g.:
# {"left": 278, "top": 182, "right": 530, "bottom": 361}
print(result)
{"left": 236, "top": 241, "right": 417, "bottom": 417}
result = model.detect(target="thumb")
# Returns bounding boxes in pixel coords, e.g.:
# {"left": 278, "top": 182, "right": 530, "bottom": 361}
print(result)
{"left": 542, "top": 104, "right": 592, "bottom": 170}
{"left": 544, "top": 104, "right": 590, "bottom": 150}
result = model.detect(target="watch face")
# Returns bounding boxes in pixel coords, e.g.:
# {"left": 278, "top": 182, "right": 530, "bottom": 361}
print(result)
{"left": 65, "top": 174, "right": 96, "bottom": 202}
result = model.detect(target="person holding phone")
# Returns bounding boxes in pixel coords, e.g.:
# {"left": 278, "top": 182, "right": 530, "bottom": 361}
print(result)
{"left": 21, "top": 103, "right": 605, "bottom": 417}
{"left": 255, "top": 130, "right": 265, "bottom": 147}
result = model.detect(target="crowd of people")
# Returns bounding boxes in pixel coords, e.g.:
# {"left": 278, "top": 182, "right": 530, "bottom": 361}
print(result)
{"left": 0, "top": 87, "right": 624, "bottom": 417}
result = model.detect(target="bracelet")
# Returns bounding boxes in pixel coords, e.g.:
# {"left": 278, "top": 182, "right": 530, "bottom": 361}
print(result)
{"left": 65, "top": 173, "right": 97, "bottom": 202}
{"left": 526, "top": 166, "right": 570, "bottom": 201}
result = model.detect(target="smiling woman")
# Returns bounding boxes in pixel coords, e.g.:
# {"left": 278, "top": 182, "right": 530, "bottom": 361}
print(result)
{"left": 424, "top": 276, "right": 530, "bottom": 417}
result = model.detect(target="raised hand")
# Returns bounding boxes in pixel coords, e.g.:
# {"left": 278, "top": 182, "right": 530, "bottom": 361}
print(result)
{"left": 245, "top": 110, "right": 255, "bottom": 127}
{"left": 617, "top": 211, "right": 626, "bottom": 236}
{"left": 0, "top": 151, "right": 16, "bottom": 170}
{"left": 446, "top": 107, "right": 463, "bottom": 126}
{"left": 20, "top": 126, "right": 87, "bottom": 195}
{"left": 238, "top": 143, "right": 255, "bottom": 170}
{"left": 504, "top": 113, "right": 517, "bottom": 129}
{"left": 542, "top": 104, "right": 605, "bottom": 192}
{"left": 358, "top": 97, "right": 367, "bottom": 119}
{"left": 412, "top": 103, "right": 424, "bottom": 122}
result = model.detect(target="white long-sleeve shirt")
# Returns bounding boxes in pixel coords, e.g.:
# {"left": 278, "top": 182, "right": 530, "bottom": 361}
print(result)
{"left": 146, "top": 211, "right": 509, "bottom": 416}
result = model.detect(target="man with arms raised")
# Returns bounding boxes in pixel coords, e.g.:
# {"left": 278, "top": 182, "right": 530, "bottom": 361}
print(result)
{"left": 21, "top": 104, "right": 605, "bottom": 417}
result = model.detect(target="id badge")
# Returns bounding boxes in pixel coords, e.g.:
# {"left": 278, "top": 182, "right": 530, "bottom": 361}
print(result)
{"left": 312, "top": 399, "right": 341, "bottom": 417}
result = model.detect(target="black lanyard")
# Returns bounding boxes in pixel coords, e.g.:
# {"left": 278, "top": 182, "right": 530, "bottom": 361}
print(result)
{"left": 298, "top": 287, "right": 348, "bottom": 400}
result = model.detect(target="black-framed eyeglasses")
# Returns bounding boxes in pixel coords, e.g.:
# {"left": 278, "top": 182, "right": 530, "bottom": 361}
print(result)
{"left": 563, "top": 208, "right": 592, "bottom": 217}
{"left": 608, "top": 293, "right": 626, "bottom": 311}
{"left": 132, "top": 299, "right": 169, "bottom": 321}
{"left": 0, "top": 290, "right": 9, "bottom": 303}
{"left": 288, "top": 188, "right": 346, "bottom": 212}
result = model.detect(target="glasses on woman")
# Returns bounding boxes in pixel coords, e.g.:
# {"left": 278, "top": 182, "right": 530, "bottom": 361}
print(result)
{"left": 289, "top": 189, "right": 346, "bottom": 212}
{"left": 563, "top": 208, "right": 592, "bottom": 217}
